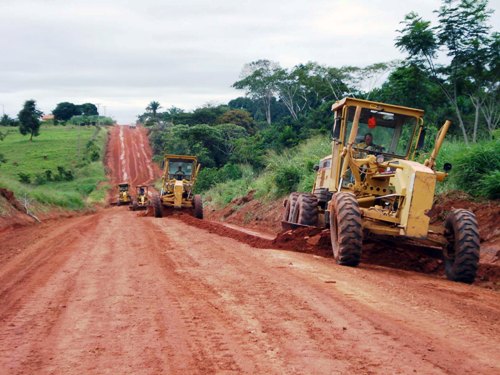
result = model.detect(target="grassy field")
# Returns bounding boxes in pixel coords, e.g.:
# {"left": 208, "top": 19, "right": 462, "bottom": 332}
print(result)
{"left": 204, "top": 136, "right": 331, "bottom": 207}
{"left": 0, "top": 125, "right": 109, "bottom": 211}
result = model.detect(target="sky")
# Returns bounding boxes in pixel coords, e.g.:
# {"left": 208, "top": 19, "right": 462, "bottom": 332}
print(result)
{"left": 1, "top": 0, "right": 499, "bottom": 124}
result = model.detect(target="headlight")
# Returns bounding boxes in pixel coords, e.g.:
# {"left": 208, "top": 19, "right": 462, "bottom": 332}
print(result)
{"left": 376, "top": 154, "right": 384, "bottom": 164}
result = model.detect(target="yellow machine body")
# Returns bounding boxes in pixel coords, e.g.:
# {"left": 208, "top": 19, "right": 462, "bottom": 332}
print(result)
{"left": 307, "top": 97, "right": 451, "bottom": 242}
{"left": 117, "top": 182, "right": 132, "bottom": 205}
{"left": 284, "top": 97, "right": 480, "bottom": 284}
{"left": 130, "top": 185, "right": 149, "bottom": 210}
{"left": 158, "top": 154, "right": 200, "bottom": 209}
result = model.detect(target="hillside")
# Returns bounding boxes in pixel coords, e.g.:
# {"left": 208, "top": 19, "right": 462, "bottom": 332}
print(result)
{"left": 0, "top": 125, "right": 108, "bottom": 228}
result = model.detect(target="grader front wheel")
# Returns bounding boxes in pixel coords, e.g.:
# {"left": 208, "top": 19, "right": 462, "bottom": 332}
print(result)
{"left": 193, "top": 194, "right": 203, "bottom": 219}
{"left": 329, "top": 193, "right": 363, "bottom": 266}
{"left": 444, "top": 209, "right": 480, "bottom": 284}
{"left": 153, "top": 195, "right": 163, "bottom": 218}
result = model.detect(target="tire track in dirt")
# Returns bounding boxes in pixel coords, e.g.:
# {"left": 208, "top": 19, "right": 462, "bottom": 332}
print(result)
{"left": 106, "top": 125, "right": 161, "bottom": 202}
{"left": 119, "top": 126, "right": 129, "bottom": 182}
{"left": 148, "top": 216, "right": 500, "bottom": 374}
{"left": 1, "top": 123, "right": 499, "bottom": 374}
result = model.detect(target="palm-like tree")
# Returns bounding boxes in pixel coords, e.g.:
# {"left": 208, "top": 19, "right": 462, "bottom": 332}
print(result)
{"left": 146, "top": 101, "right": 161, "bottom": 120}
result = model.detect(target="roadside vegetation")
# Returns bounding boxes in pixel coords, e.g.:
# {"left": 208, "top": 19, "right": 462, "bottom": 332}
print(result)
{"left": 141, "top": 0, "right": 498, "bottom": 206}
{"left": 0, "top": 125, "right": 109, "bottom": 211}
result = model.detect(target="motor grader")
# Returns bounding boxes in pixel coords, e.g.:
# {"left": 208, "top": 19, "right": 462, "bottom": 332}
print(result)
{"left": 153, "top": 154, "right": 203, "bottom": 219}
{"left": 283, "top": 97, "right": 480, "bottom": 283}
{"left": 117, "top": 182, "right": 132, "bottom": 206}
{"left": 130, "top": 185, "right": 149, "bottom": 211}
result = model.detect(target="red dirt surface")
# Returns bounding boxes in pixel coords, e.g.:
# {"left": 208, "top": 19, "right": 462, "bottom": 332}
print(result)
{"left": 206, "top": 190, "right": 284, "bottom": 234}
{"left": 105, "top": 125, "right": 161, "bottom": 202}
{"left": 206, "top": 189, "right": 500, "bottom": 289}
{"left": 1, "top": 124, "right": 499, "bottom": 374}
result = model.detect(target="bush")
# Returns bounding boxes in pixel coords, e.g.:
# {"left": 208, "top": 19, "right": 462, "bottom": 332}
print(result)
{"left": 18, "top": 172, "right": 31, "bottom": 184}
{"left": 85, "top": 140, "right": 101, "bottom": 161}
{"left": 479, "top": 170, "right": 500, "bottom": 200}
{"left": 76, "top": 182, "right": 97, "bottom": 195}
{"left": 196, "top": 163, "right": 243, "bottom": 192}
{"left": 33, "top": 173, "right": 48, "bottom": 185}
{"left": 451, "top": 140, "right": 500, "bottom": 198}
{"left": 196, "top": 168, "right": 219, "bottom": 192}
{"left": 274, "top": 165, "right": 301, "bottom": 195}
{"left": 55, "top": 166, "right": 74, "bottom": 181}
{"left": 219, "top": 163, "right": 243, "bottom": 181}
{"left": 44, "top": 170, "right": 53, "bottom": 181}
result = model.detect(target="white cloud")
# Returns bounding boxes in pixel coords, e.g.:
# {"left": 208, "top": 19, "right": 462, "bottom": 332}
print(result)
{"left": 0, "top": 0, "right": 499, "bottom": 123}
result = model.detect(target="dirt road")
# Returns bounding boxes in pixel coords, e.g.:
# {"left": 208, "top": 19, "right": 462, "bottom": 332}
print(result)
{"left": 106, "top": 125, "right": 160, "bottom": 186}
{"left": 0, "top": 125, "right": 499, "bottom": 374}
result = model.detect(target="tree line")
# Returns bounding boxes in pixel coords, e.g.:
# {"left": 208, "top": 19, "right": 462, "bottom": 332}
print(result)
{"left": 142, "top": 0, "right": 498, "bottom": 192}
{"left": 1, "top": 100, "right": 113, "bottom": 142}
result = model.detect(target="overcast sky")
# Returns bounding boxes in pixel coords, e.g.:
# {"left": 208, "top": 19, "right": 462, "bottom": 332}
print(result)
{"left": 1, "top": 0, "right": 499, "bottom": 124}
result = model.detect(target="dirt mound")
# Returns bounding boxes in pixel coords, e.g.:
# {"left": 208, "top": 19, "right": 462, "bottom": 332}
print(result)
{"left": 180, "top": 208, "right": 500, "bottom": 289}
{"left": 429, "top": 193, "right": 500, "bottom": 243}
{"left": 428, "top": 193, "right": 500, "bottom": 264}
{"left": 206, "top": 193, "right": 283, "bottom": 234}
{"left": 0, "top": 188, "right": 24, "bottom": 211}
{"left": 0, "top": 188, "right": 35, "bottom": 232}
{"left": 174, "top": 212, "right": 326, "bottom": 254}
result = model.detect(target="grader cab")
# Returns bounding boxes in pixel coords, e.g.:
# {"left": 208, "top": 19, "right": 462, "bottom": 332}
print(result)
{"left": 130, "top": 185, "right": 149, "bottom": 211}
{"left": 153, "top": 154, "right": 203, "bottom": 219}
{"left": 117, "top": 183, "right": 132, "bottom": 206}
{"left": 283, "top": 97, "right": 480, "bottom": 283}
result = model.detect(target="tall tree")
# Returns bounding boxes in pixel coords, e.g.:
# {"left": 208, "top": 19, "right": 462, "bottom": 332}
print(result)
{"left": 396, "top": 0, "right": 496, "bottom": 144}
{"left": 18, "top": 100, "right": 43, "bottom": 141}
{"left": 233, "top": 59, "right": 281, "bottom": 124}
{"left": 79, "top": 103, "right": 98, "bottom": 116}
{"left": 215, "top": 109, "right": 256, "bottom": 134}
{"left": 146, "top": 101, "right": 162, "bottom": 120}
{"left": 52, "top": 102, "right": 81, "bottom": 122}
{"left": 480, "top": 32, "right": 500, "bottom": 138}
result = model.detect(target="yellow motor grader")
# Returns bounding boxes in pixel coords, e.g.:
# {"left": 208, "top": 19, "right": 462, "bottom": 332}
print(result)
{"left": 130, "top": 185, "right": 149, "bottom": 211}
{"left": 117, "top": 182, "right": 132, "bottom": 206}
{"left": 153, "top": 154, "right": 203, "bottom": 219}
{"left": 283, "top": 97, "right": 480, "bottom": 283}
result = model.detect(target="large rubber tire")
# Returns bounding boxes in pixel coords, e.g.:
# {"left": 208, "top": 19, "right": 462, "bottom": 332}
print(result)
{"left": 153, "top": 195, "right": 163, "bottom": 218}
{"left": 131, "top": 202, "right": 138, "bottom": 211}
{"left": 117, "top": 200, "right": 121, "bottom": 207}
{"left": 194, "top": 194, "right": 203, "bottom": 219}
{"left": 443, "top": 209, "right": 480, "bottom": 284}
{"left": 290, "top": 193, "right": 319, "bottom": 226}
{"left": 283, "top": 192, "right": 300, "bottom": 223}
{"left": 329, "top": 192, "right": 363, "bottom": 266}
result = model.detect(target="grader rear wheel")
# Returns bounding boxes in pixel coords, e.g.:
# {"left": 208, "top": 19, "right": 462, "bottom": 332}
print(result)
{"left": 153, "top": 195, "right": 163, "bottom": 218}
{"left": 290, "top": 193, "right": 319, "bottom": 226}
{"left": 283, "top": 192, "right": 300, "bottom": 223}
{"left": 194, "top": 194, "right": 203, "bottom": 219}
{"left": 444, "top": 209, "right": 480, "bottom": 284}
{"left": 329, "top": 192, "right": 363, "bottom": 266}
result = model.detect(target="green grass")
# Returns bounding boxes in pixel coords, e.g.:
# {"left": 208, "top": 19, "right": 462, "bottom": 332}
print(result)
{"left": 204, "top": 133, "right": 499, "bottom": 208}
{"left": 204, "top": 136, "right": 331, "bottom": 208}
{"left": 0, "top": 125, "right": 108, "bottom": 211}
